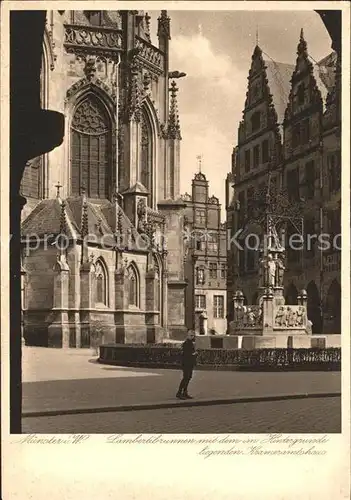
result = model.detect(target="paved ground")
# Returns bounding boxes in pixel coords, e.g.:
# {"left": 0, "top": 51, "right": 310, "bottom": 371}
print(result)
{"left": 22, "top": 347, "right": 341, "bottom": 416}
{"left": 22, "top": 396, "right": 341, "bottom": 434}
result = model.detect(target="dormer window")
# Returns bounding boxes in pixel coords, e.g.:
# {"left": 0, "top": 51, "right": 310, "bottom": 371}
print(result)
{"left": 251, "top": 111, "right": 261, "bottom": 133}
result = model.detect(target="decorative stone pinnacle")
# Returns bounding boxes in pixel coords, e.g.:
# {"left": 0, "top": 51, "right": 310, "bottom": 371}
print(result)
{"left": 297, "top": 28, "right": 307, "bottom": 57}
{"left": 168, "top": 80, "right": 181, "bottom": 140}
{"left": 157, "top": 10, "right": 171, "bottom": 40}
{"left": 145, "top": 12, "right": 151, "bottom": 41}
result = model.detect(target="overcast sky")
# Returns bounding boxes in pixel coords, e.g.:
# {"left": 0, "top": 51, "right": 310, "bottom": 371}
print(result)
{"left": 151, "top": 10, "right": 332, "bottom": 218}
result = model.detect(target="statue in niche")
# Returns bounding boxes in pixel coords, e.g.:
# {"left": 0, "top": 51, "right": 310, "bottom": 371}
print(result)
{"left": 266, "top": 254, "right": 276, "bottom": 287}
{"left": 275, "top": 253, "right": 286, "bottom": 287}
{"left": 247, "top": 308, "right": 256, "bottom": 327}
{"left": 257, "top": 306, "right": 263, "bottom": 325}
{"left": 275, "top": 307, "right": 284, "bottom": 326}
{"left": 289, "top": 309, "right": 297, "bottom": 327}
{"left": 296, "top": 306, "right": 305, "bottom": 326}
{"left": 137, "top": 198, "right": 147, "bottom": 233}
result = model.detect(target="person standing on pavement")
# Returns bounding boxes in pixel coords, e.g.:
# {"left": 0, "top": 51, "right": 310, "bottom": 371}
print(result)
{"left": 176, "top": 330, "right": 197, "bottom": 399}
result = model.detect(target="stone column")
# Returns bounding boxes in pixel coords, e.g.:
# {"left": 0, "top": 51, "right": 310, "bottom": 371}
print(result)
{"left": 262, "top": 288, "right": 274, "bottom": 336}
{"left": 48, "top": 255, "right": 70, "bottom": 347}
{"left": 80, "top": 260, "right": 95, "bottom": 347}
{"left": 114, "top": 268, "right": 127, "bottom": 343}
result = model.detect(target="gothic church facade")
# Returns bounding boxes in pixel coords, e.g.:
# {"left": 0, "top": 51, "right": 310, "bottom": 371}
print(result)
{"left": 21, "top": 10, "right": 188, "bottom": 347}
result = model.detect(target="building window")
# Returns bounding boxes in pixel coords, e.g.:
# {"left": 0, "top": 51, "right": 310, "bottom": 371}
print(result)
{"left": 251, "top": 111, "right": 261, "bottom": 133}
{"left": 300, "top": 119, "right": 310, "bottom": 145}
{"left": 71, "top": 94, "right": 111, "bottom": 198}
{"left": 127, "top": 264, "right": 139, "bottom": 307}
{"left": 95, "top": 260, "right": 108, "bottom": 305}
{"left": 305, "top": 160, "right": 315, "bottom": 199}
{"left": 214, "top": 295, "right": 224, "bottom": 319}
{"left": 262, "top": 140, "right": 269, "bottom": 163}
{"left": 292, "top": 123, "right": 301, "bottom": 148}
{"left": 141, "top": 109, "right": 153, "bottom": 206}
{"left": 286, "top": 168, "right": 300, "bottom": 202}
{"left": 253, "top": 144, "right": 260, "bottom": 168}
{"left": 304, "top": 218, "right": 316, "bottom": 258}
{"left": 195, "top": 209, "right": 206, "bottom": 225}
{"left": 85, "top": 11, "right": 102, "bottom": 25}
{"left": 207, "top": 232, "right": 218, "bottom": 252}
{"left": 209, "top": 263, "right": 218, "bottom": 279}
{"left": 244, "top": 150, "right": 251, "bottom": 172}
{"left": 238, "top": 191, "right": 245, "bottom": 227}
{"left": 328, "top": 153, "right": 341, "bottom": 194}
{"left": 297, "top": 83, "right": 305, "bottom": 105}
{"left": 247, "top": 187, "right": 255, "bottom": 215}
{"left": 195, "top": 294, "right": 206, "bottom": 310}
{"left": 246, "top": 246, "right": 256, "bottom": 271}
{"left": 220, "top": 264, "right": 226, "bottom": 279}
{"left": 196, "top": 267, "right": 205, "bottom": 285}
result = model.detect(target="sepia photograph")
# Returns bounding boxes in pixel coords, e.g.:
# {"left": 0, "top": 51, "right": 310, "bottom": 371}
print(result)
{"left": 7, "top": 7, "right": 343, "bottom": 436}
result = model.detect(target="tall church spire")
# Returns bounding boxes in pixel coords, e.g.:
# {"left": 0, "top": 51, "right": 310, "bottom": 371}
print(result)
{"left": 168, "top": 80, "right": 181, "bottom": 140}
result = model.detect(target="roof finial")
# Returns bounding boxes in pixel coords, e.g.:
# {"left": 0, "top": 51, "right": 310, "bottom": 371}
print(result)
{"left": 55, "top": 182, "right": 62, "bottom": 198}
{"left": 256, "top": 25, "right": 259, "bottom": 46}
{"left": 196, "top": 154, "right": 203, "bottom": 174}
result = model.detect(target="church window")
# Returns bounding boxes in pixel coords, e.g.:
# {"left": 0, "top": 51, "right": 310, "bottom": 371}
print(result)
{"left": 262, "top": 140, "right": 269, "bottom": 163}
{"left": 244, "top": 150, "right": 251, "bottom": 172}
{"left": 95, "top": 260, "right": 108, "bottom": 306}
{"left": 253, "top": 144, "right": 260, "bottom": 168}
{"left": 127, "top": 264, "right": 139, "bottom": 307}
{"left": 140, "top": 109, "right": 153, "bottom": 205}
{"left": 251, "top": 111, "right": 261, "bottom": 133}
{"left": 247, "top": 187, "right": 255, "bottom": 215}
{"left": 71, "top": 94, "right": 111, "bottom": 199}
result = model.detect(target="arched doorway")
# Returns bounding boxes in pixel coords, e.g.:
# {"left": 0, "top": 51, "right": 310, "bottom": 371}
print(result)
{"left": 285, "top": 283, "right": 298, "bottom": 305}
{"left": 325, "top": 280, "right": 341, "bottom": 333}
{"left": 306, "top": 281, "right": 322, "bottom": 333}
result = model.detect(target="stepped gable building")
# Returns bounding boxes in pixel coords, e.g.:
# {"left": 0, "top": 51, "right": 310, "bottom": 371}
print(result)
{"left": 182, "top": 171, "right": 227, "bottom": 335}
{"left": 21, "top": 10, "right": 189, "bottom": 347}
{"left": 226, "top": 29, "right": 340, "bottom": 335}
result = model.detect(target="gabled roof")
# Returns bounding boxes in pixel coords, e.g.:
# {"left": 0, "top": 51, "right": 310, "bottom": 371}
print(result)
{"left": 263, "top": 59, "right": 295, "bottom": 126}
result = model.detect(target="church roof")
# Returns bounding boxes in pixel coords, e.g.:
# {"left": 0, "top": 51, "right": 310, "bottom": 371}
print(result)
{"left": 21, "top": 196, "right": 139, "bottom": 247}
{"left": 263, "top": 60, "right": 294, "bottom": 126}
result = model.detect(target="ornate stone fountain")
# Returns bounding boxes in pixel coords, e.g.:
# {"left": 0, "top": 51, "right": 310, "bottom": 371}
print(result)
{"left": 227, "top": 187, "right": 313, "bottom": 349}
